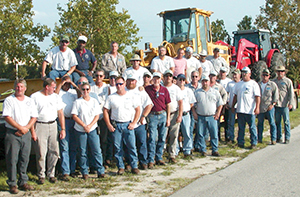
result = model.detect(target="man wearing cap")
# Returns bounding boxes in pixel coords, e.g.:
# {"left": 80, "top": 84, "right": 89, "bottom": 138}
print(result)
{"left": 185, "top": 47, "right": 202, "bottom": 83}
{"left": 123, "top": 54, "right": 149, "bottom": 87}
{"left": 163, "top": 70, "right": 183, "bottom": 163}
{"left": 72, "top": 35, "right": 97, "bottom": 84}
{"left": 176, "top": 74, "right": 196, "bottom": 157}
{"left": 257, "top": 69, "right": 278, "bottom": 144}
{"left": 226, "top": 69, "right": 241, "bottom": 143}
{"left": 151, "top": 46, "right": 175, "bottom": 74}
{"left": 273, "top": 66, "right": 294, "bottom": 144}
{"left": 199, "top": 49, "right": 214, "bottom": 77}
{"left": 173, "top": 48, "right": 187, "bottom": 77}
{"left": 143, "top": 71, "right": 153, "bottom": 87}
{"left": 207, "top": 48, "right": 229, "bottom": 75}
{"left": 145, "top": 72, "right": 171, "bottom": 168}
{"left": 232, "top": 67, "right": 261, "bottom": 148}
{"left": 108, "top": 70, "right": 118, "bottom": 95}
{"left": 101, "top": 41, "right": 127, "bottom": 78}
{"left": 192, "top": 75, "right": 223, "bottom": 156}
{"left": 219, "top": 66, "right": 232, "bottom": 89}
{"left": 41, "top": 35, "right": 78, "bottom": 81}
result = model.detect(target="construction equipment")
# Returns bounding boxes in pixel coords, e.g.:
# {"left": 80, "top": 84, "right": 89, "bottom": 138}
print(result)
{"left": 136, "top": 8, "right": 231, "bottom": 67}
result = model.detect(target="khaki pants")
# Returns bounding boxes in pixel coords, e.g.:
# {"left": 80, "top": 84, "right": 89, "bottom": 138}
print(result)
{"left": 167, "top": 111, "right": 180, "bottom": 158}
{"left": 33, "top": 122, "right": 59, "bottom": 178}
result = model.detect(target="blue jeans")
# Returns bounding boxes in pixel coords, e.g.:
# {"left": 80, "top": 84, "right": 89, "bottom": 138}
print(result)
{"left": 196, "top": 115, "right": 219, "bottom": 153}
{"left": 49, "top": 70, "right": 72, "bottom": 81}
{"left": 237, "top": 113, "right": 257, "bottom": 146}
{"left": 76, "top": 129, "right": 105, "bottom": 175}
{"left": 113, "top": 122, "right": 138, "bottom": 169}
{"left": 134, "top": 124, "right": 148, "bottom": 165}
{"left": 257, "top": 107, "right": 277, "bottom": 142}
{"left": 228, "top": 108, "right": 236, "bottom": 141}
{"left": 147, "top": 112, "right": 167, "bottom": 163}
{"left": 180, "top": 114, "right": 193, "bottom": 155}
{"left": 58, "top": 119, "right": 77, "bottom": 175}
{"left": 275, "top": 107, "right": 291, "bottom": 141}
{"left": 189, "top": 111, "right": 196, "bottom": 149}
{"left": 72, "top": 70, "right": 94, "bottom": 85}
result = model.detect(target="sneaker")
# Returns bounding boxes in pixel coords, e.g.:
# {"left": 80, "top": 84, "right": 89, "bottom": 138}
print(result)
{"left": 156, "top": 160, "right": 166, "bottom": 166}
{"left": 49, "top": 177, "right": 56, "bottom": 183}
{"left": 212, "top": 151, "right": 220, "bottom": 157}
{"left": 148, "top": 162, "right": 154, "bottom": 169}
{"left": 19, "top": 183, "right": 33, "bottom": 191}
{"left": 82, "top": 174, "right": 88, "bottom": 180}
{"left": 271, "top": 141, "right": 276, "bottom": 145}
{"left": 117, "top": 168, "right": 125, "bottom": 175}
{"left": 285, "top": 139, "right": 290, "bottom": 144}
{"left": 98, "top": 174, "right": 106, "bottom": 178}
{"left": 9, "top": 186, "right": 19, "bottom": 194}
{"left": 37, "top": 177, "right": 45, "bottom": 185}
{"left": 169, "top": 158, "right": 177, "bottom": 164}
{"left": 61, "top": 174, "right": 69, "bottom": 182}
{"left": 131, "top": 168, "right": 140, "bottom": 174}
{"left": 200, "top": 151, "right": 207, "bottom": 157}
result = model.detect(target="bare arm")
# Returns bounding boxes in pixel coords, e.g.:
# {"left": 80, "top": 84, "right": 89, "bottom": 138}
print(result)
{"left": 4, "top": 116, "right": 36, "bottom": 136}
{"left": 57, "top": 109, "right": 66, "bottom": 139}
{"left": 231, "top": 94, "right": 237, "bottom": 112}
{"left": 103, "top": 107, "right": 115, "bottom": 132}
{"left": 166, "top": 103, "right": 171, "bottom": 127}
{"left": 191, "top": 106, "right": 198, "bottom": 120}
{"left": 128, "top": 106, "right": 141, "bottom": 130}
{"left": 254, "top": 96, "right": 260, "bottom": 115}
{"left": 41, "top": 60, "right": 48, "bottom": 79}
{"left": 198, "top": 67, "right": 203, "bottom": 78}
{"left": 176, "top": 100, "right": 183, "bottom": 123}
{"left": 139, "top": 104, "right": 153, "bottom": 125}
{"left": 215, "top": 105, "right": 223, "bottom": 120}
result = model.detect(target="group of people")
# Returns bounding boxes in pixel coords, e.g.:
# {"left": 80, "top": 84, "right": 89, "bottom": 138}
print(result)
{"left": 3, "top": 36, "right": 294, "bottom": 195}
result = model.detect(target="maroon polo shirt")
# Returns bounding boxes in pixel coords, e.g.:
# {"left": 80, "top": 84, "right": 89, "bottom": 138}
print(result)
{"left": 145, "top": 84, "right": 171, "bottom": 112}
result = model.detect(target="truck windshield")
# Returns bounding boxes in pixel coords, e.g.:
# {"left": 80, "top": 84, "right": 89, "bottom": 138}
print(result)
{"left": 233, "top": 33, "right": 259, "bottom": 49}
{"left": 163, "top": 10, "right": 191, "bottom": 43}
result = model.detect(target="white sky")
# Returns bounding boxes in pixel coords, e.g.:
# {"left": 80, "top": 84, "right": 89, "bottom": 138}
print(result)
{"left": 32, "top": 0, "right": 265, "bottom": 51}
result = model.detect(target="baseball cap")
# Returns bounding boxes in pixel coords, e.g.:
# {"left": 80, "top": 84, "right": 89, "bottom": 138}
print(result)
{"left": 130, "top": 54, "right": 142, "bottom": 61}
{"left": 220, "top": 66, "right": 228, "bottom": 73}
{"left": 199, "top": 49, "right": 208, "bottom": 56}
{"left": 209, "top": 70, "right": 218, "bottom": 76}
{"left": 201, "top": 75, "right": 210, "bottom": 81}
{"left": 232, "top": 69, "right": 241, "bottom": 75}
{"left": 127, "top": 74, "right": 137, "bottom": 80}
{"left": 60, "top": 35, "right": 70, "bottom": 42}
{"left": 143, "top": 71, "right": 152, "bottom": 79}
{"left": 109, "top": 71, "right": 119, "bottom": 77}
{"left": 275, "top": 65, "right": 286, "bottom": 71}
{"left": 163, "top": 69, "right": 173, "bottom": 76}
{"left": 241, "top": 67, "right": 251, "bottom": 73}
{"left": 185, "top": 47, "right": 193, "bottom": 53}
{"left": 78, "top": 35, "right": 87, "bottom": 43}
{"left": 177, "top": 74, "right": 186, "bottom": 79}
{"left": 262, "top": 68, "right": 270, "bottom": 74}
{"left": 213, "top": 47, "right": 220, "bottom": 52}
{"left": 152, "top": 72, "right": 162, "bottom": 78}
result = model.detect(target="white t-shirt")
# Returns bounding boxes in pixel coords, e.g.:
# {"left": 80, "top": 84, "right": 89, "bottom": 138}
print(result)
{"left": 104, "top": 91, "right": 140, "bottom": 122}
{"left": 219, "top": 77, "right": 232, "bottom": 89}
{"left": 108, "top": 85, "right": 117, "bottom": 95}
{"left": 31, "top": 91, "right": 64, "bottom": 122}
{"left": 3, "top": 95, "right": 38, "bottom": 130}
{"left": 150, "top": 55, "right": 175, "bottom": 74}
{"left": 226, "top": 80, "right": 238, "bottom": 107}
{"left": 59, "top": 89, "right": 77, "bottom": 117}
{"left": 123, "top": 66, "right": 149, "bottom": 87}
{"left": 233, "top": 80, "right": 261, "bottom": 114}
{"left": 186, "top": 57, "right": 201, "bottom": 83}
{"left": 165, "top": 84, "right": 183, "bottom": 113}
{"left": 44, "top": 46, "right": 78, "bottom": 71}
{"left": 71, "top": 97, "right": 100, "bottom": 132}
{"left": 206, "top": 55, "right": 229, "bottom": 75}
{"left": 200, "top": 60, "right": 214, "bottom": 77}
{"left": 180, "top": 87, "right": 196, "bottom": 112}
{"left": 90, "top": 84, "right": 108, "bottom": 119}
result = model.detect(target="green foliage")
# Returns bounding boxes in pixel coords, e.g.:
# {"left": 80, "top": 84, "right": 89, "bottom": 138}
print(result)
{"left": 237, "top": 15, "right": 256, "bottom": 30}
{"left": 211, "top": 19, "right": 230, "bottom": 44}
{"left": 255, "top": 0, "right": 300, "bottom": 65}
{"left": 53, "top": 0, "right": 141, "bottom": 65}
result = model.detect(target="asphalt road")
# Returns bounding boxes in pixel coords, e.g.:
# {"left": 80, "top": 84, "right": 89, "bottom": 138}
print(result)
{"left": 171, "top": 125, "right": 300, "bottom": 197}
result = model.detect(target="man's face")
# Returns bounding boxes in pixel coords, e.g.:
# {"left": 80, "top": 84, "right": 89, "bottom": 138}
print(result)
{"left": 126, "top": 79, "right": 137, "bottom": 90}
{"left": 15, "top": 83, "right": 26, "bottom": 97}
{"left": 60, "top": 40, "right": 69, "bottom": 49}
{"left": 201, "top": 80, "right": 210, "bottom": 89}
{"left": 163, "top": 74, "right": 173, "bottom": 84}
{"left": 78, "top": 78, "right": 88, "bottom": 88}
{"left": 143, "top": 75, "right": 151, "bottom": 84}
{"left": 176, "top": 77, "right": 185, "bottom": 86}
{"left": 109, "top": 75, "right": 117, "bottom": 86}
{"left": 262, "top": 72, "right": 270, "bottom": 82}
{"left": 277, "top": 70, "right": 285, "bottom": 78}
{"left": 209, "top": 75, "right": 217, "bottom": 83}
{"left": 220, "top": 71, "right": 227, "bottom": 79}
{"left": 213, "top": 51, "right": 219, "bottom": 57}
{"left": 159, "top": 47, "right": 167, "bottom": 56}
{"left": 130, "top": 60, "right": 140, "bottom": 69}
{"left": 200, "top": 55, "right": 206, "bottom": 62}
{"left": 241, "top": 72, "right": 251, "bottom": 81}
{"left": 111, "top": 43, "right": 118, "bottom": 53}
{"left": 232, "top": 73, "right": 241, "bottom": 82}
{"left": 152, "top": 77, "right": 161, "bottom": 86}
{"left": 47, "top": 82, "right": 56, "bottom": 95}
{"left": 191, "top": 73, "right": 200, "bottom": 83}
{"left": 77, "top": 40, "right": 86, "bottom": 50}
{"left": 116, "top": 79, "right": 125, "bottom": 91}
{"left": 177, "top": 50, "right": 184, "bottom": 59}
{"left": 95, "top": 71, "right": 104, "bottom": 83}
{"left": 185, "top": 51, "right": 192, "bottom": 59}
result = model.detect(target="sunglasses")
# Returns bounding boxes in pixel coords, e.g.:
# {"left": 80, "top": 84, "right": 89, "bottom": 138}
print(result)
{"left": 179, "top": 78, "right": 185, "bottom": 81}
{"left": 277, "top": 70, "right": 285, "bottom": 72}
{"left": 78, "top": 81, "right": 88, "bottom": 85}
{"left": 116, "top": 83, "right": 123, "bottom": 86}
{"left": 192, "top": 76, "right": 199, "bottom": 78}
{"left": 81, "top": 88, "right": 89, "bottom": 91}
{"left": 262, "top": 74, "right": 269, "bottom": 76}
{"left": 96, "top": 74, "right": 103, "bottom": 77}
{"left": 164, "top": 75, "right": 172, "bottom": 78}
{"left": 61, "top": 40, "right": 69, "bottom": 44}
{"left": 110, "top": 76, "right": 116, "bottom": 79}
{"left": 144, "top": 75, "right": 151, "bottom": 78}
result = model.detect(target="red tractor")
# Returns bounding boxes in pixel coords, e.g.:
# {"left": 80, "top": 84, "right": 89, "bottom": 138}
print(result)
{"left": 230, "top": 29, "right": 285, "bottom": 82}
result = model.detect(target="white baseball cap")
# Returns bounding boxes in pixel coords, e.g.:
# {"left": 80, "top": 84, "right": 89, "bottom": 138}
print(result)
{"left": 78, "top": 35, "right": 87, "bottom": 43}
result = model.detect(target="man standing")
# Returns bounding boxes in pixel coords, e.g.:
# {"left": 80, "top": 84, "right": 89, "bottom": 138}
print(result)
{"left": 31, "top": 78, "right": 66, "bottom": 184}
{"left": 199, "top": 49, "right": 213, "bottom": 77}
{"left": 185, "top": 47, "right": 202, "bottom": 83}
{"left": 123, "top": 54, "right": 149, "bottom": 87}
{"left": 101, "top": 41, "right": 127, "bottom": 78}
{"left": 219, "top": 66, "right": 232, "bottom": 90}
{"left": 3, "top": 79, "right": 37, "bottom": 194}
{"left": 192, "top": 75, "right": 223, "bottom": 156}
{"left": 150, "top": 46, "right": 175, "bottom": 74}
{"left": 72, "top": 35, "right": 97, "bottom": 84}
{"left": 103, "top": 77, "right": 141, "bottom": 175}
{"left": 232, "top": 67, "right": 261, "bottom": 149}
{"left": 257, "top": 69, "right": 279, "bottom": 144}
{"left": 145, "top": 72, "right": 171, "bottom": 168}
{"left": 163, "top": 70, "right": 183, "bottom": 163}
{"left": 273, "top": 65, "right": 294, "bottom": 144}
{"left": 173, "top": 48, "right": 187, "bottom": 77}
{"left": 143, "top": 71, "right": 153, "bottom": 87}
{"left": 41, "top": 35, "right": 77, "bottom": 81}
{"left": 207, "top": 48, "right": 229, "bottom": 75}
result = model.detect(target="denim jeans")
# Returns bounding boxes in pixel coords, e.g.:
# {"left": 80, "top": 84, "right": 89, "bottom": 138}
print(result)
{"left": 113, "top": 122, "right": 138, "bottom": 169}
{"left": 134, "top": 124, "right": 148, "bottom": 165}
{"left": 228, "top": 108, "right": 236, "bottom": 141}
{"left": 76, "top": 129, "right": 105, "bottom": 175}
{"left": 147, "top": 112, "right": 167, "bottom": 163}
{"left": 189, "top": 111, "right": 196, "bottom": 148}
{"left": 49, "top": 70, "right": 71, "bottom": 81}
{"left": 72, "top": 70, "right": 94, "bottom": 85}
{"left": 196, "top": 115, "right": 219, "bottom": 153}
{"left": 58, "top": 119, "right": 77, "bottom": 175}
{"left": 237, "top": 113, "right": 257, "bottom": 146}
{"left": 275, "top": 107, "right": 291, "bottom": 141}
{"left": 98, "top": 119, "right": 113, "bottom": 162}
{"left": 180, "top": 113, "right": 193, "bottom": 155}
{"left": 257, "top": 107, "right": 277, "bottom": 142}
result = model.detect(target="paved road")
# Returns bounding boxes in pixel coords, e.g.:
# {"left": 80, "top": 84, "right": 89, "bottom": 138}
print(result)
{"left": 171, "top": 125, "right": 300, "bottom": 197}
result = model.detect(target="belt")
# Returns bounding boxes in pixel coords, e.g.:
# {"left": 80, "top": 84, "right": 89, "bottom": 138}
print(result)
{"left": 150, "top": 110, "right": 165, "bottom": 115}
{"left": 36, "top": 120, "right": 56, "bottom": 124}
{"left": 115, "top": 121, "right": 130, "bottom": 124}
{"left": 65, "top": 117, "right": 72, "bottom": 120}
{"left": 183, "top": 111, "right": 190, "bottom": 116}
{"left": 197, "top": 114, "right": 214, "bottom": 117}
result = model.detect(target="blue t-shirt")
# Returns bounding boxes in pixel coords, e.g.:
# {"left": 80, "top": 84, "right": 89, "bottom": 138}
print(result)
{"left": 73, "top": 48, "right": 96, "bottom": 70}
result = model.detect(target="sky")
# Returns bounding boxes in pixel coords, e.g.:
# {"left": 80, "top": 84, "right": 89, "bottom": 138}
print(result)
{"left": 32, "top": 0, "right": 265, "bottom": 51}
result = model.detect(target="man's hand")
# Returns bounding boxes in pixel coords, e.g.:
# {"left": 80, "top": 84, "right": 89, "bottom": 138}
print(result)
{"left": 214, "top": 113, "right": 220, "bottom": 120}
{"left": 83, "top": 125, "right": 91, "bottom": 133}
{"left": 267, "top": 104, "right": 274, "bottom": 111}
{"left": 41, "top": 72, "right": 46, "bottom": 80}
{"left": 166, "top": 119, "right": 170, "bottom": 127}
{"left": 59, "top": 129, "right": 66, "bottom": 140}
{"left": 225, "top": 104, "right": 230, "bottom": 110}
{"left": 176, "top": 115, "right": 182, "bottom": 123}
{"left": 78, "top": 71, "right": 86, "bottom": 77}
{"left": 31, "top": 130, "right": 37, "bottom": 141}
{"left": 107, "top": 124, "right": 115, "bottom": 132}
{"left": 88, "top": 71, "right": 93, "bottom": 76}
{"left": 254, "top": 107, "right": 260, "bottom": 115}
{"left": 288, "top": 104, "right": 293, "bottom": 110}
{"left": 139, "top": 117, "right": 145, "bottom": 125}
{"left": 14, "top": 131, "right": 23, "bottom": 137}
{"left": 128, "top": 122, "right": 135, "bottom": 130}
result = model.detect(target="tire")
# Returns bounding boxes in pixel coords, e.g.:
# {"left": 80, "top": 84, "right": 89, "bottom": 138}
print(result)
{"left": 269, "top": 52, "right": 285, "bottom": 79}
{"left": 250, "top": 60, "right": 267, "bottom": 83}
{"left": 226, "top": 66, "right": 236, "bottom": 79}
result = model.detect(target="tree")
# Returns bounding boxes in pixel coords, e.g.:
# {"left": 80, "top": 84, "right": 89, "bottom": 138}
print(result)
{"left": 211, "top": 19, "right": 230, "bottom": 44}
{"left": 237, "top": 15, "right": 256, "bottom": 30}
{"left": 53, "top": 0, "right": 141, "bottom": 66}
{"left": 0, "top": 0, "right": 50, "bottom": 79}
{"left": 255, "top": 0, "right": 300, "bottom": 66}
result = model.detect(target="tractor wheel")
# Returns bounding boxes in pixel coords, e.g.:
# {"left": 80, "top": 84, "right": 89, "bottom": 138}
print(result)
{"left": 270, "top": 52, "right": 285, "bottom": 79}
{"left": 226, "top": 66, "right": 236, "bottom": 79}
{"left": 250, "top": 60, "right": 267, "bottom": 83}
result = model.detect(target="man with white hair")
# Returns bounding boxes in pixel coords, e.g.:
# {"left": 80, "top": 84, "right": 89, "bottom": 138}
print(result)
{"left": 199, "top": 49, "right": 214, "bottom": 77}
{"left": 72, "top": 35, "right": 97, "bottom": 84}
{"left": 185, "top": 47, "right": 202, "bottom": 82}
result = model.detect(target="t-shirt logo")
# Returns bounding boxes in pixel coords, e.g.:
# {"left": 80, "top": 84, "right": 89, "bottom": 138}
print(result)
{"left": 85, "top": 54, "right": 89, "bottom": 59}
